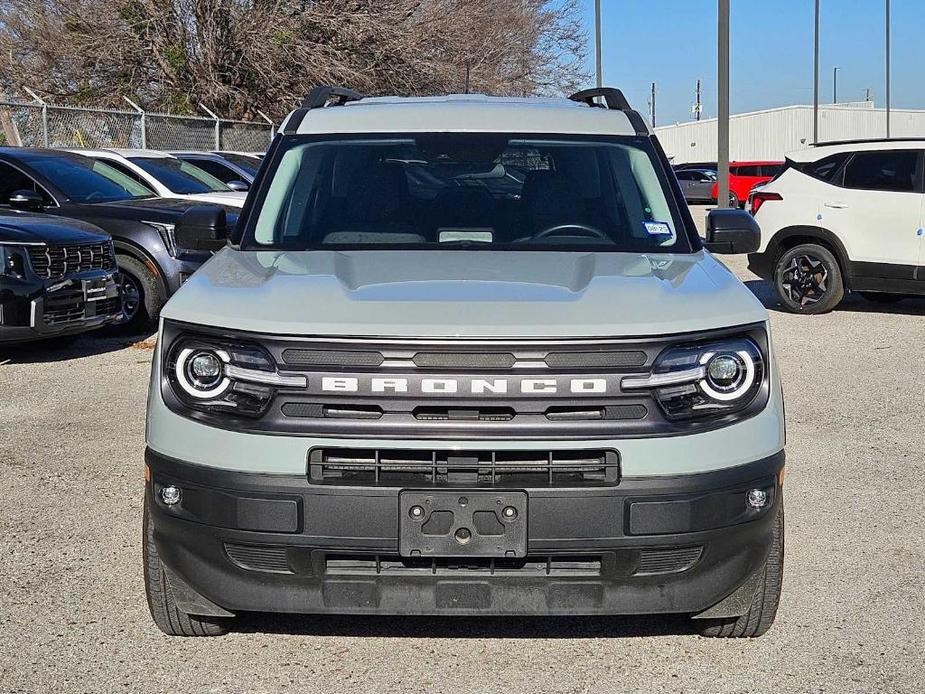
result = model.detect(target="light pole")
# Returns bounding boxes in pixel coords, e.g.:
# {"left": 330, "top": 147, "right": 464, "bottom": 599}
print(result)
{"left": 833, "top": 66, "right": 839, "bottom": 103}
{"left": 594, "top": 0, "right": 602, "bottom": 88}
{"left": 717, "top": 0, "right": 730, "bottom": 209}
{"left": 886, "top": 0, "right": 891, "bottom": 137}
{"left": 813, "top": 0, "right": 820, "bottom": 144}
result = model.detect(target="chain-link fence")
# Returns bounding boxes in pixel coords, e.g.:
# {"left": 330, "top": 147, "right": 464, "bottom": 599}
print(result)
{"left": 0, "top": 98, "right": 274, "bottom": 152}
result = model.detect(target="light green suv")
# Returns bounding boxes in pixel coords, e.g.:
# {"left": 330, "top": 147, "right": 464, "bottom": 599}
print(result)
{"left": 144, "top": 86, "right": 786, "bottom": 637}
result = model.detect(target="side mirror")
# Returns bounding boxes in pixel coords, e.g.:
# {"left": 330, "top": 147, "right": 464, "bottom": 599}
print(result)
{"left": 704, "top": 208, "right": 761, "bottom": 254}
{"left": 226, "top": 180, "right": 249, "bottom": 192}
{"left": 174, "top": 205, "right": 229, "bottom": 252}
{"left": 9, "top": 189, "right": 44, "bottom": 212}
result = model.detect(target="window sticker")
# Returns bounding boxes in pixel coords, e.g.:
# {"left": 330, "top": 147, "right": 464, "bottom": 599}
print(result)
{"left": 643, "top": 221, "right": 673, "bottom": 236}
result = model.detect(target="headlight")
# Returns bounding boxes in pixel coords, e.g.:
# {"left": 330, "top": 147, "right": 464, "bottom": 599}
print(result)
{"left": 144, "top": 221, "right": 177, "bottom": 256}
{"left": 166, "top": 337, "right": 306, "bottom": 417}
{"left": 0, "top": 243, "right": 28, "bottom": 280}
{"left": 622, "top": 337, "right": 764, "bottom": 420}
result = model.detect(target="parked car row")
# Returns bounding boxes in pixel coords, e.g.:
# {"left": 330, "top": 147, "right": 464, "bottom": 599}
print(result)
{"left": 673, "top": 161, "right": 783, "bottom": 207}
{"left": 0, "top": 148, "right": 262, "bottom": 343}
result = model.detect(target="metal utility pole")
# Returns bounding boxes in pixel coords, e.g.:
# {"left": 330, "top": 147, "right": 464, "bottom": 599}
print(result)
{"left": 833, "top": 66, "right": 840, "bottom": 103}
{"left": 886, "top": 0, "right": 891, "bottom": 137}
{"left": 650, "top": 83, "right": 657, "bottom": 127}
{"left": 813, "top": 0, "right": 820, "bottom": 144}
{"left": 694, "top": 79, "right": 703, "bottom": 121}
{"left": 594, "top": 0, "right": 602, "bottom": 88}
{"left": 717, "top": 0, "right": 730, "bottom": 208}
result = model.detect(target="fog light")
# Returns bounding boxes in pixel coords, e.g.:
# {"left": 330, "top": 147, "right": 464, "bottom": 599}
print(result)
{"left": 746, "top": 488, "right": 768, "bottom": 509}
{"left": 161, "top": 485, "right": 181, "bottom": 506}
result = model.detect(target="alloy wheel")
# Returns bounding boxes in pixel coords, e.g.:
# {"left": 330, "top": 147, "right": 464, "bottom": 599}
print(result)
{"left": 781, "top": 254, "right": 829, "bottom": 307}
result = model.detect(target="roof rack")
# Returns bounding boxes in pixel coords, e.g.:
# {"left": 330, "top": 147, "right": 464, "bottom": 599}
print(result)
{"left": 811, "top": 136, "right": 925, "bottom": 147}
{"left": 567, "top": 87, "right": 648, "bottom": 136}
{"left": 282, "top": 85, "right": 364, "bottom": 134}
{"left": 301, "top": 86, "right": 364, "bottom": 110}
{"left": 568, "top": 87, "right": 632, "bottom": 111}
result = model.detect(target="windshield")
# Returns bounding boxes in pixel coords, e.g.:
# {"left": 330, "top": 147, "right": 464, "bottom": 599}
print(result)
{"left": 221, "top": 153, "right": 261, "bottom": 176}
{"left": 27, "top": 156, "right": 153, "bottom": 203}
{"left": 246, "top": 134, "right": 691, "bottom": 252}
{"left": 129, "top": 157, "right": 231, "bottom": 194}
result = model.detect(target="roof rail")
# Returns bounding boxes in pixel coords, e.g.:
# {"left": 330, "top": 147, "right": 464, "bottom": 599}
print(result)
{"left": 810, "top": 136, "right": 925, "bottom": 147}
{"left": 568, "top": 87, "right": 632, "bottom": 111}
{"left": 301, "top": 86, "right": 364, "bottom": 110}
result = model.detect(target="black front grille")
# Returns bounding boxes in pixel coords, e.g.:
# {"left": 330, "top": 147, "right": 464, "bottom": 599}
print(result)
{"left": 544, "top": 351, "right": 648, "bottom": 368}
{"left": 27, "top": 242, "right": 116, "bottom": 280}
{"left": 282, "top": 348, "right": 384, "bottom": 367}
{"left": 326, "top": 554, "right": 602, "bottom": 577}
{"left": 308, "top": 447, "right": 620, "bottom": 487}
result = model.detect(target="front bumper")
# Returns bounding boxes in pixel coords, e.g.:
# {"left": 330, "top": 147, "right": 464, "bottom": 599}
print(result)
{"left": 146, "top": 447, "right": 784, "bottom": 617}
{"left": 0, "top": 271, "right": 121, "bottom": 343}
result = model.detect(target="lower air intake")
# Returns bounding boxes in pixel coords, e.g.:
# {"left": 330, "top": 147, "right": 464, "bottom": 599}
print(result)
{"left": 634, "top": 547, "right": 703, "bottom": 576}
{"left": 225, "top": 543, "right": 293, "bottom": 574}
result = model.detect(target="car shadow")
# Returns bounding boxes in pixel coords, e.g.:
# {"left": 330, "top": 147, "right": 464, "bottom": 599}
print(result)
{"left": 232, "top": 613, "right": 697, "bottom": 639}
{"left": 743, "top": 279, "right": 925, "bottom": 316}
{"left": 0, "top": 330, "right": 156, "bottom": 364}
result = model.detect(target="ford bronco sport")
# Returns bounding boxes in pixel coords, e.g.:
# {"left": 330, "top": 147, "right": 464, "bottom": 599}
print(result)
{"left": 144, "top": 87, "right": 786, "bottom": 638}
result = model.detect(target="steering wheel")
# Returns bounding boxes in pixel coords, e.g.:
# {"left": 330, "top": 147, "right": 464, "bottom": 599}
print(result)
{"left": 532, "top": 223, "right": 608, "bottom": 241}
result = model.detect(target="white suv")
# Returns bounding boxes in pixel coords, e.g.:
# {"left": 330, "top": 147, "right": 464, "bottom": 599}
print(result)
{"left": 748, "top": 140, "right": 925, "bottom": 313}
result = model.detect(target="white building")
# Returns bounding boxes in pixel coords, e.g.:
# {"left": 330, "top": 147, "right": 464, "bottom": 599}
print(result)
{"left": 654, "top": 102, "right": 925, "bottom": 164}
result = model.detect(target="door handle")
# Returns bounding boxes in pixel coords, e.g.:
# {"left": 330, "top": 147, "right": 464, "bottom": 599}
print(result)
{"left": 824, "top": 202, "right": 848, "bottom": 209}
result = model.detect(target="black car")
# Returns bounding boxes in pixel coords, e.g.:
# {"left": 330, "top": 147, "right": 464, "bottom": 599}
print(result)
{"left": 0, "top": 148, "right": 235, "bottom": 330}
{"left": 0, "top": 208, "right": 121, "bottom": 343}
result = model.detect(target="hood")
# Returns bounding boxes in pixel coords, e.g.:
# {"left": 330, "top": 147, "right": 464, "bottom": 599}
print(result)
{"left": 0, "top": 209, "right": 109, "bottom": 245}
{"left": 162, "top": 250, "right": 767, "bottom": 338}
{"left": 178, "top": 192, "right": 247, "bottom": 208}
{"left": 67, "top": 197, "right": 240, "bottom": 224}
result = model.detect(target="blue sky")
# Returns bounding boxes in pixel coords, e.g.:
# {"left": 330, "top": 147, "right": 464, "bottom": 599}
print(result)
{"left": 575, "top": 0, "right": 925, "bottom": 125}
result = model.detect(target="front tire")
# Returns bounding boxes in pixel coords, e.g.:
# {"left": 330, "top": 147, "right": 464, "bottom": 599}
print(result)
{"left": 774, "top": 244, "right": 844, "bottom": 314}
{"left": 109, "top": 255, "right": 165, "bottom": 334}
{"left": 143, "top": 495, "right": 229, "bottom": 637}
{"left": 697, "top": 502, "right": 784, "bottom": 638}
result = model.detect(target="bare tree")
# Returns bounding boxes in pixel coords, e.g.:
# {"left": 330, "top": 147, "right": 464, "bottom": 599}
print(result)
{"left": 0, "top": 0, "right": 587, "bottom": 119}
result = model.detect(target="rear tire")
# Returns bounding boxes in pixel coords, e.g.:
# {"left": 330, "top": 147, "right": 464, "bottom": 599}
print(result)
{"left": 774, "top": 243, "right": 844, "bottom": 314}
{"left": 696, "top": 502, "right": 784, "bottom": 638}
{"left": 728, "top": 191, "right": 740, "bottom": 208}
{"left": 143, "top": 495, "right": 229, "bottom": 637}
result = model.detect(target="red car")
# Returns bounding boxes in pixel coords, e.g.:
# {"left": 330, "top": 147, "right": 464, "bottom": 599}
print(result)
{"left": 711, "top": 161, "right": 783, "bottom": 207}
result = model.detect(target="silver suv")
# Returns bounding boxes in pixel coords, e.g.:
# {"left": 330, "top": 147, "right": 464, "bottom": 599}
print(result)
{"left": 143, "top": 87, "right": 786, "bottom": 637}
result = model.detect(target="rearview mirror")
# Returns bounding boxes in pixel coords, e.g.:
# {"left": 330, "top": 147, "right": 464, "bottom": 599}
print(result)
{"left": 174, "top": 205, "right": 229, "bottom": 252}
{"left": 226, "top": 180, "right": 249, "bottom": 192}
{"left": 704, "top": 208, "right": 760, "bottom": 254}
{"left": 9, "top": 189, "right": 44, "bottom": 212}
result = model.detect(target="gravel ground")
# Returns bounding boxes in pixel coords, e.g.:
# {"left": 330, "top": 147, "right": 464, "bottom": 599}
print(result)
{"left": 1, "top": 208, "right": 924, "bottom": 693}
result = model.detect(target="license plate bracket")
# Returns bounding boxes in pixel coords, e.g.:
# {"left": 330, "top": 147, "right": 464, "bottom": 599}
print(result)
{"left": 399, "top": 491, "right": 527, "bottom": 558}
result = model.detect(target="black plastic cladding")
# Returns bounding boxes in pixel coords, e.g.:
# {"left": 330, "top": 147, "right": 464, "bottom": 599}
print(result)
{"left": 159, "top": 320, "right": 771, "bottom": 440}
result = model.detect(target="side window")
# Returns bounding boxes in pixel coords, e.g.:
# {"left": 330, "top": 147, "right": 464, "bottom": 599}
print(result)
{"left": 0, "top": 162, "right": 54, "bottom": 205}
{"left": 675, "top": 171, "right": 694, "bottom": 181}
{"left": 733, "top": 165, "right": 761, "bottom": 177}
{"left": 101, "top": 160, "right": 150, "bottom": 188}
{"left": 186, "top": 158, "right": 238, "bottom": 183}
{"left": 804, "top": 153, "right": 849, "bottom": 183}
{"left": 759, "top": 164, "right": 782, "bottom": 177}
{"left": 843, "top": 150, "right": 919, "bottom": 193}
